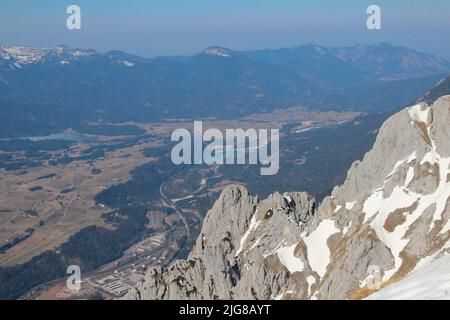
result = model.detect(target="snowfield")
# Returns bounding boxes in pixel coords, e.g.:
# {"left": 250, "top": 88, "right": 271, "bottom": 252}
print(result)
{"left": 276, "top": 243, "right": 304, "bottom": 274}
{"left": 366, "top": 254, "right": 450, "bottom": 300}
{"left": 303, "top": 219, "right": 339, "bottom": 277}
{"left": 361, "top": 102, "right": 450, "bottom": 281}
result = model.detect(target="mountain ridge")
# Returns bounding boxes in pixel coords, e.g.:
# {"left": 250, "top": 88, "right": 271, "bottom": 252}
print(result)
{"left": 2, "top": 43, "right": 448, "bottom": 78}
{"left": 125, "top": 91, "right": 450, "bottom": 300}
{"left": 1, "top": 43, "right": 447, "bottom": 138}
{"left": 0, "top": 43, "right": 448, "bottom": 138}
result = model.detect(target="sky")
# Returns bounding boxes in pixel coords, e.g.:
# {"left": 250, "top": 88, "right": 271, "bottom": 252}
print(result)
{"left": 1, "top": 0, "right": 450, "bottom": 59}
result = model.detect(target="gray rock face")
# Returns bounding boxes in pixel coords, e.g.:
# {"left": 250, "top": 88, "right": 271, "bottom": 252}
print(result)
{"left": 126, "top": 187, "right": 317, "bottom": 300}
{"left": 126, "top": 95, "right": 450, "bottom": 300}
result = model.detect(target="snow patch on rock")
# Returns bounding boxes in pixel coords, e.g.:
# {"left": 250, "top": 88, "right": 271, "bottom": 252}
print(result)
{"left": 276, "top": 243, "right": 304, "bottom": 274}
{"left": 366, "top": 254, "right": 450, "bottom": 300}
{"left": 235, "top": 211, "right": 260, "bottom": 257}
{"left": 408, "top": 103, "right": 430, "bottom": 124}
{"left": 303, "top": 219, "right": 339, "bottom": 277}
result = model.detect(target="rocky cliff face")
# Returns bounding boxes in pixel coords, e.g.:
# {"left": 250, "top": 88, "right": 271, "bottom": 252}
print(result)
{"left": 126, "top": 95, "right": 450, "bottom": 300}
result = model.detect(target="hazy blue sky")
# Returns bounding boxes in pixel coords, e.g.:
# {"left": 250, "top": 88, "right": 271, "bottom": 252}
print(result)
{"left": 1, "top": 0, "right": 450, "bottom": 59}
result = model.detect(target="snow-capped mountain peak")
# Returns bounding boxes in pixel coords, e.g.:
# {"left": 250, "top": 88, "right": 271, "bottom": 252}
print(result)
{"left": 203, "top": 46, "right": 232, "bottom": 58}
{"left": 2, "top": 46, "right": 49, "bottom": 65}
{"left": 0, "top": 45, "right": 96, "bottom": 67}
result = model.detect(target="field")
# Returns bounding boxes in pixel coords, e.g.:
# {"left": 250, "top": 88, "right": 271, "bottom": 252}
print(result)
{"left": 0, "top": 138, "right": 159, "bottom": 266}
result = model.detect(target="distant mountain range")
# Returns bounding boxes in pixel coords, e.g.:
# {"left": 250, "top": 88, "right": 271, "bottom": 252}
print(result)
{"left": 0, "top": 43, "right": 449, "bottom": 137}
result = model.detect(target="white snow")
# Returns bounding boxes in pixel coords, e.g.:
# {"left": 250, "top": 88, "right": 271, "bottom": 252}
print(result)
{"left": 364, "top": 186, "right": 421, "bottom": 280}
{"left": 429, "top": 154, "right": 450, "bottom": 233}
{"left": 272, "top": 292, "right": 284, "bottom": 300}
{"left": 366, "top": 254, "right": 450, "bottom": 300}
{"left": 421, "top": 151, "right": 437, "bottom": 165}
{"left": 303, "top": 219, "right": 339, "bottom": 277}
{"left": 363, "top": 184, "right": 418, "bottom": 279}
{"left": 443, "top": 220, "right": 450, "bottom": 238}
{"left": 72, "top": 50, "right": 94, "bottom": 58}
{"left": 345, "top": 201, "right": 356, "bottom": 210}
{"left": 121, "top": 60, "right": 135, "bottom": 67}
{"left": 404, "top": 166, "right": 415, "bottom": 186}
{"left": 334, "top": 205, "right": 342, "bottom": 213}
{"left": 271, "top": 290, "right": 296, "bottom": 300}
{"left": 408, "top": 103, "right": 430, "bottom": 124}
{"left": 386, "top": 151, "right": 416, "bottom": 178}
{"left": 3, "top": 46, "right": 47, "bottom": 64}
{"left": 362, "top": 190, "right": 385, "bottom": 223}
{"left": 362, "top": 130, "right": 450, "bottom": 281}
{"left": 1, "top": 46, "right": 95, "bottom": 66}
{"left": 235, "top": 211, "right": 260, "bottom": 257}
{"left": 285, "top": 290, "right": 296, "bottom": 295}
{"left": 444, "top": 240, "right": 450, "bottom": 250}
{"left": 417, "top": 131, "right": 450, "bottom": 233}
{"left": 204, "top": 47, "right": 230, "bottom": 57}
{"left": 243, "top": 237, "right": 261, "bottom": 256}
{"left": 342, "top": 221, "right": 352, "bottom": 235}
{"left": 276, "top": 243, "right": 304, "bottom": 274}
{"left": 306, "top": 276, "right": 316, "bottom": 297}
